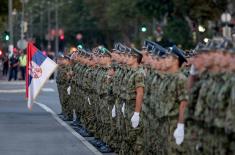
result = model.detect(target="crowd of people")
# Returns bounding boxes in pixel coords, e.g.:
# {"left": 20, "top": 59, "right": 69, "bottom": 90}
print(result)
{"left": 56, "top": 39, "right": 235, "bottom": 154}
{"left": 1, "top": 49, "right": 27, "bottom": 81}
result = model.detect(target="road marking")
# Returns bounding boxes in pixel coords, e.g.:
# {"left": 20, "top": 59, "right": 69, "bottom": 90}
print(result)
{"left": 0, "top": 81, "right": 25, "bottom": 85}
{"left": 0, "top": 80, "right": 54, "bottom": 85}
{"left": 42, "top": 88, "right": 55, "bottom": 92}
{"left": 35, "top": 101, "right": 102, "bottom": 155}
{"left": 0, "top": 88, "right": 55, "bottom": 93}
{"left": 0, "top": 89, "right": 25, "bottom": 93}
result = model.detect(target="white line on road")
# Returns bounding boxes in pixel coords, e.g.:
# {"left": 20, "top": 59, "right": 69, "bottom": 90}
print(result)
{"left": 35, "top": 101, "right": 102, "bottom": 155}
{"left": 0, "top": 81, "right": 25, "bottom": 85}
{"left": 42, "top": 88, "right": 55, "bottom": 92}
{"left": 0, "top": 88, "right": 55, "bottom": 93}
{"left": 0, "top": 80, "right": 54, "bottom": 85}
{"left": 0, "top": 89, "right": 25, "bottom": 93}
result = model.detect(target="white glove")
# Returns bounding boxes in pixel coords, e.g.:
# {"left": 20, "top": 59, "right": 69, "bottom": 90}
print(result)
{"left": 131, "top": 112, "right": 140, "bottom": 128}
{"left": 67, "top": 86, "right": 71, "bottom": 95}
{"left": 173, "top": 123, "right": 185, "bottom": 145}
{"left": 72, "top": 109, "right": 77, "bottom": 122}
{"left": 121, "top": 102, "right": 125, "bottom": 117}
{"left": 112, "top": 105, "right": 116, "bottom": 118}
{"left": 87, "top": 97, "right": 91, "bottom": 105}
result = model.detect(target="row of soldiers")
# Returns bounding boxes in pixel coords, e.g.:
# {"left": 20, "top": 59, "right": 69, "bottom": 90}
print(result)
{"left": 56, "top": 39, "right": 235, "bottom": 154}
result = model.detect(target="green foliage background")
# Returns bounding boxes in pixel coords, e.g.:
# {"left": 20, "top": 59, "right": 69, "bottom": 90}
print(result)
{"left": 0, "top": 0, "right": 227, "bottom": 49}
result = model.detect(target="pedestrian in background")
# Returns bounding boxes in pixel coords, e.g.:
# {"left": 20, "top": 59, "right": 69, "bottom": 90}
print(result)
{"left": 19, "top": 50, "right": 26, "bottom": 80}
{"left": 2, "top": 53, "right": 9, "bottom": 76}
{"left": 8, "top": 51, "right": 19, "bottom": 81}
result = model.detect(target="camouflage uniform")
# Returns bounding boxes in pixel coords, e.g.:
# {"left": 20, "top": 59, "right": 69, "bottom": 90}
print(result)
{"left": 56, "top": 64, "right": 73, "bottom": 119}
{"left": 111, "top": 65, "right": 124, "bottom": 151}
{"left": 120, "top": 67, "right": 145, "bottom": 155}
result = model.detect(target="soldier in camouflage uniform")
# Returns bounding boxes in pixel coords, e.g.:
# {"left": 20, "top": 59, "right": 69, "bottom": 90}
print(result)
{"left": 119, "top": 47, "right": 145, "bottom": 155}
{"left": 55, "top": 38, "right": 235, "bottom": 154}
{"left": 182, "top": 39, "right": 235, "bottom": 155}
{"left": 56, "top": 55, "right": 73, "bottom": 121}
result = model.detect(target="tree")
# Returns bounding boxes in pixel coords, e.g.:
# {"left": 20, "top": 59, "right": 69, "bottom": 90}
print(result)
{"left": 163, "top": 17, "right": 193, "bottom": 48}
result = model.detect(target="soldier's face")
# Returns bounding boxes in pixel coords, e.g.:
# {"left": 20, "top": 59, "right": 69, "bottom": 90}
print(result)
{"left": 128, "top": 56, "right": 136, "bottom": 66}
{"left": 105, "top": 56, "right": 111, "bottom": 65}
{"left": 154, "top": 58, "right": 160, "bottom": 70}
{"left": 99, "top": 57, "right": 104, "bottom": 65}
{"left": 147, "top": 55, "right": 153, "bottom": 65}
{"left": 150, "top": 57, "right": 156, "bottom": 68}
{"left": 142, "top": 52, "right": 148, "bottom": 63}
{"left": 193, "top": 55, "right": 203, "bottom": 70}
{"left": 162, "top": 55, "right": 173, "bottom": 70}
{"left": 219, "top": 53, "right": 229, "bottom": 69}
{"left": 115, "top": 54, "right": 119, "bottom": 62}
{"left": 122, "top": 54, "right": 128, "bottom": 64}
{"left": 120, "top": 54, "right": 125, "bottom": 63}
{"left": 111, "top": 53, "right": 116, "bottom": 61}
{"left": 230, "top": 55, "right": 235, "bottom": 72}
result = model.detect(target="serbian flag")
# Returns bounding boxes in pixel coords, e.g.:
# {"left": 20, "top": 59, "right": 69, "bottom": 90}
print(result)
{"left": 26, "top": 43, "right": 58, "bottom": 109}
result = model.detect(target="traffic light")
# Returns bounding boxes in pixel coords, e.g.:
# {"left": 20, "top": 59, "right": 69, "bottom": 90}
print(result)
{"left": 0, "top": 50, "right": 2, "bottom": 56}
{"left": 5, "top": 34, "right": 10, "bottom": 41}
{"left": 60, "top": 34, "right": 64, "bottom": 40}
{"left": 2, "top": 31, "right": 10, "bottom": 41}
{"left": 141, "top": 26, "right": 147, "bottom": 32}
{"left": 77, "top": 44, "right": 83, "bottom": 49}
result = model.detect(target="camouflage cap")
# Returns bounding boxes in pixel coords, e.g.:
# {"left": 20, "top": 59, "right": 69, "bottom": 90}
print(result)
{"left": 57, "top": 52, "right": 64, "bottom": 58}
{"left": 98, "top": 45, "right": 112, "bottom": 57}
{"left": 64, "top": 55, "right": 71, "bottom": 60}
{"left": 114, "top": 43, "right": 131, "bottom": 54}
{"left": 169, "top": 45, "right": 187, "bottom": 63}
{"left": 130, "top": 48, "right": 142, "bottom": 57}
{"left": 142, "top": 40, "right": 157, "bottom": 53}
{"left": 118, "top": 43, "right": 127, "bottom": 54}
{"left": 195, "top": 38, "right": 234, "bottom": 54}
{"left": 151, "top": 43, "right": 168, "bottom": 57}
{"left": 112, "top": 43, "right": 120, "bottom": 52}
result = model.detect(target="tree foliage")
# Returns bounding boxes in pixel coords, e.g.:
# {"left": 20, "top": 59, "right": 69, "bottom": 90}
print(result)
{"left": 16, "top": 0, "right": 228, "bottom": 49}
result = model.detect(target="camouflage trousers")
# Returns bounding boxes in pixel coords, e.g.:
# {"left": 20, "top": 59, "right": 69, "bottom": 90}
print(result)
{"left": 182, "top": 120, "right": 233, "bottom": 155}
{"left": 119, "top": 99, "right": 144, "bottom": 155}
{"left": 78, "top": 89, "right": 86, "bottom": 125}
{"left": 110, "top": 97, "right": 123, "bottom": 152}
{"left": 58, "top": 83, "right": 72, "bottom": 118}
{"left": 83, "top": 92, "right": 96, "bottom": 133}
{"left": 98, "top": 95, "right": 114, "bottom": 144}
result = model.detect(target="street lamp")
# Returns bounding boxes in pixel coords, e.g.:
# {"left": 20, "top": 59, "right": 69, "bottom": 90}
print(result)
{"left": 198, "top": 25, "right": 206, "bottom": 33}
{"left": 8, "top": 0, "right": 13, "bottom": 54}
{"left": 203, "top": 38, "right": 209, "bottom": 43}
{"left": 141, "top": 26, "right": 147, "bottom": 32}
{"left": 221, "top": 12, "right": 232, "bottom": 39}
{"left": 20, "top": 0, "right": 29, "bottom": 40}
{"left": 12, "top": 8, "right": 17, "bottom": 15}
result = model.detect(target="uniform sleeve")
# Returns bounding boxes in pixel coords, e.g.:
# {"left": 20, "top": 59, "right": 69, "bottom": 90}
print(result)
{"left": 135, "top": 72, "right": 145, "bottom": 88}
{"left": 177, "top": 74, "right": 189, "bottom": 101}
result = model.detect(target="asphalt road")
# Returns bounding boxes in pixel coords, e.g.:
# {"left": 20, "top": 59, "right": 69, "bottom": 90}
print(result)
{"left": 0, "top": 80, "right": 100, "bottom": 155}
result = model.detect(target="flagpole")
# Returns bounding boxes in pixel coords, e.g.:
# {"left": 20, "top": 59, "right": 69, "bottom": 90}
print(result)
{"left": 54, "top": 0, "right": 59, "bottom": 79}
{"left": 55, "top": 0, "right": 59, "bottom": 58}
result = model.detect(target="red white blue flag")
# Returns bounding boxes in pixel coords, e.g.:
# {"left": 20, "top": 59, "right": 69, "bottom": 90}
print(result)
{"left": 26, "top": 43, "right": 57, "bottom": 109}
